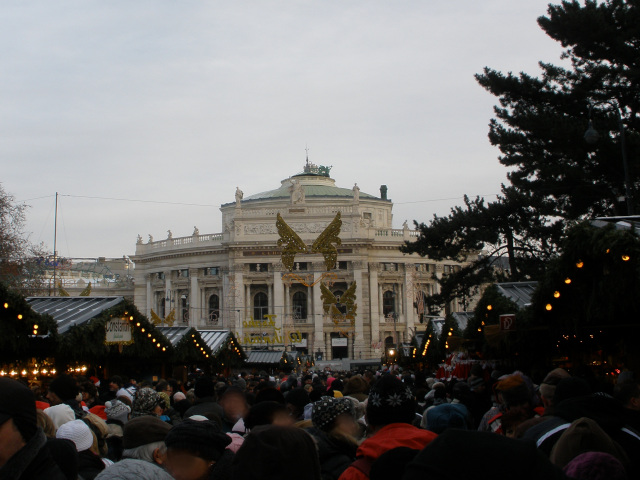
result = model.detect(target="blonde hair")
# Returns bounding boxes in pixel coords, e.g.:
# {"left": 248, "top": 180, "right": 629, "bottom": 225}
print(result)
{"left": 84, "top": 413, "right": 109, "bottom": 457}
{"left": 36, "top": 410, "right": 56, "bottom": 438}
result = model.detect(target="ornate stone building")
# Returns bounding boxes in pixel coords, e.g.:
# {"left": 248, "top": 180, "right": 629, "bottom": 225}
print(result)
{"left": 132, "top": 163, "right": 472, "bottom": 360}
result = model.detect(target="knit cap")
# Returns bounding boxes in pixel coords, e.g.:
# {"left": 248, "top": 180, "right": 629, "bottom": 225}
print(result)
{"left": 44, "top": 404, "right": 76, "bottom": 429}
{"left": 131, "top": 387, "right": 163, "bottom": 418}
{"left": 312, "top": 396, "right": 355, "bottom": 431}
{"left": 425, "top": 403, "right": 468, "bottom": 434}
{"left": 495, "top": 374, "right": 530, "bottom": 408}
{"left": 164, "top": 419, "right": 231, "bottom": 461}
{"left": 0, "top": 378, "right": 38, "bottom": 441}
{"left": 563, "top": 452, "right": 627, "bottom": 480}
{"left": 158, "top": 391, "right": 171, "bottom": 410}
{"left": 56, "top": 419, "right": 94, "bottom": 452}
{"left": 117, "top": 387, "right": 136, "bottom": 403}
{"left": 173, "top": 391, "right": 186, "bottom": 402}
{"left": 105, "top": 399, "right": 131, "bottom": 424}
{"left": 539, "top": 368, "right": 570, "bottom": 400}
{"left": 366, "top": 375, "right": 416, "bottom": 427}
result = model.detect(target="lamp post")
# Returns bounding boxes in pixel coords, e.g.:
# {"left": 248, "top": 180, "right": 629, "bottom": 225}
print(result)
{"left": 584, "top": 101, "right": 633, "bottom": 215}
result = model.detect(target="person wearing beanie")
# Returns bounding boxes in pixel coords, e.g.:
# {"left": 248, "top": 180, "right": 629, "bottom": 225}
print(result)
{"left": 131, "top": 387, "right": 164, "bottom": 419}
{"left": 183, "top": 377, "right": 224, "bottom": 421}
{"left": 306, "top": 396, "right": 359, "bottom": 480}
{"left": 122, "top": 415, "right": 172, "bottom": 465}
{"left": 47, "top": 374, "right": 85, "bottom": 419}
{"left": 563, "top": 452, "right": 628, "bottom": 480}
{"left": 44, "top": 403, "right": 76, "bottom": 430}
{"left": 104, "top": 399, "right": 131, "bottom": 425}
{"left": 339, "top": 375, "right": 437, "bottom": 480}
{"left": 56, "top": 419, "right": 105, "bottom": 479}
{"left": 424, "top": 403, "right": 468, "bottom": 434}
{"left": 164, "top": 419, "right": 233, "bottom": 480}
{"left": 0, "top": 378, "right": 66, "bottom": 480}
{"left": 539, "top": 368, "right": 571, "bottom": 412}
{"left": 231, "top": 425, "right": 321, "bottom": 480}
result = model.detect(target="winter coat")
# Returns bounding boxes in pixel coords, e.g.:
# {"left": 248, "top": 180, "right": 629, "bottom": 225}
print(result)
{"left": 338, "top": 423, "right": 437, "bottom": 480}
{"left": 0, "top": 429, "right": 67, "bottom": 480}
{"left": 306, "top": 427, "right": 358, "bottom": 480}
{"left": 183, "top": 397, "right": 224, "bottom": 420}
{"left": 77, "top": 449, "right": 106, "bottom": 480}
{"left": 522, "top": 393, "right": 640, "bottom": 477}
{"left": 95, "top": 459, "right": 174, "bottom": 480}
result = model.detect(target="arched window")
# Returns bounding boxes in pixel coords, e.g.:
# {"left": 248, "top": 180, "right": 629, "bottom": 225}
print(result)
{"left": 383, "top": 290, "right": 395, "bottom": 317}
{"left": 208, "top": 294, "right": 220, "bottom": 323}
{"left": 292, "top": 291, "right": 307, "bottom": 320}
{"left": 385, "top": 335, "right": 394, "bottom": 346}
{"left": 254, "top": 292, "right": 268, "bottom": 320}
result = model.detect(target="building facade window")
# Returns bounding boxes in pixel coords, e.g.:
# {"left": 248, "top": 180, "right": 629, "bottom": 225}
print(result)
{"left": 292, "top": 291, "right": 307, "bottom": 320}
{"left": 180, "top": 293, "right": 189, "bottom": 322}
{"left": 254, "top": 292, "right": 268, "bottom": 320}
{"left": 383, "top": 290, "right": 395, "bottom": 317}
{"left": 208, "top": 294, "right": 220, "bottom": 323}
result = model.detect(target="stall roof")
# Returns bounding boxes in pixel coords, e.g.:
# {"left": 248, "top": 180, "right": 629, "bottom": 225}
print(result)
{"left": 198, "top": 330, "right": 234, "bottom": 355}
{"left": 495, "top": 282, "right": 538, "bottom": 309}
{"left": 156, "top": 326, "right": 193, "bottom": 347}
{"left": 246, "top": 350, "right": 284, "bottom": 365}
{"left": 26, "top": 296, "right": 124, "bottom": 334}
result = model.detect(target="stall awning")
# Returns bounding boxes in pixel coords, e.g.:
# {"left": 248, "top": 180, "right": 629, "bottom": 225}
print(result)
{"left": 156, "top": 326, "right": 194, "bottom": 347}
{"left": 26, "top": 296, "right": 124, "bottom": 334}
{"left": 246, "top": 350, "right": 284, "bottom": 365}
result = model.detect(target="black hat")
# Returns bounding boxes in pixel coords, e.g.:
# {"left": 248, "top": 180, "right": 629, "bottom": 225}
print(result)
{"left": 312, "top": 396, "right": 355, "bottom": 431}
{"left": 194, "top": 377, "right": 215, "bottom": 399}
{"left": 366, "top": 375, "right": 416, "bottom": 427}
{"left": 123, "top": 415, "right": 172, "bottom": 449}
{"left": 0, "top": 378, "right": 37, "bottom": 440}
{"left": 49, "top": 374, "right": 79, "bottom": 401}
{"left": 165, "top": 419, "right": 231, "bottom": 461}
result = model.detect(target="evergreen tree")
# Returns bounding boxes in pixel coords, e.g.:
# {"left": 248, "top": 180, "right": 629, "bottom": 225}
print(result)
{"left": 405, "top": 0, "right": 639, "bottom": 309}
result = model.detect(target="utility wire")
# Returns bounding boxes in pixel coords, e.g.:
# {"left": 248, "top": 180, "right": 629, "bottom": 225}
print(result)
{"left": 60, "top": 194, "right": 217, "bottom": 207}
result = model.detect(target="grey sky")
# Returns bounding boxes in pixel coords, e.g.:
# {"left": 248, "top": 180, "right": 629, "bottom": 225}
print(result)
{"left": 1, "top": 1, "right": 565, "bottom": 258}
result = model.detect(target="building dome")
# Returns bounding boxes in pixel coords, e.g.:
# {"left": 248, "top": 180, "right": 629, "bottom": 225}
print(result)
{"left": 242, "top": 164, "right": 380, "bottom": 203}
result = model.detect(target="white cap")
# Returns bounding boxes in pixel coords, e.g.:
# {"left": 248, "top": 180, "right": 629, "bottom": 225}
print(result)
{"left": 56, "top": 419, "right": 94, "bottom": 452}
{"left": 44, "top": 404, "right": 75, "bottom": 430}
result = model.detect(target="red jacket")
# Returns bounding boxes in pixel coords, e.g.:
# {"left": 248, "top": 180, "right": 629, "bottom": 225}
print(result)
{"left": 338, "top": 423, "right": 437, "bottom": 480}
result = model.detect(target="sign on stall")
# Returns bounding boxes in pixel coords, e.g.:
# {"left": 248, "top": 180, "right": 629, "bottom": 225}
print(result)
{"left": 105, "top": 318, "right": 133, "bottom": 345}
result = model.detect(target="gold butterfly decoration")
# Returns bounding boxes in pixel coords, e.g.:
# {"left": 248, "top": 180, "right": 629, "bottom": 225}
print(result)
{"left": 276, "top": 212, "right": 342, "bottom": 271}
{"left": 320, "top": 281, "right": 357, "bottom": 324}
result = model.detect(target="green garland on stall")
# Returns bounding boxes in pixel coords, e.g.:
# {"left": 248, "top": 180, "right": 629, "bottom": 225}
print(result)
{"left": 58, "top": 299, "right": 173, "bottom": 362}
{"left": 0, "top": 281, "right": 59, "bottom": 362}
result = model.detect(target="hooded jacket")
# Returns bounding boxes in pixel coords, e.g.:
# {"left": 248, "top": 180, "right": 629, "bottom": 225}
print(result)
{"left": 0, "top": 429, "right": 67, "bottom": 480}
{"left": 95, "top": 459, "right": 174, "bottom": 480}
{"left": 306, "top": 427, "right": 358, "bottom": 480}
{"left": 338, "top": 423, "right": 437, "bottom": 480}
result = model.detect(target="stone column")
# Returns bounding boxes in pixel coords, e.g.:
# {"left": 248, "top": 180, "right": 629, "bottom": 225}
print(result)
{"left": 273, "top": 268, "right": 284, "bottom": 343}
{"left": 145, "top": 274, "right": 152, "bottom": 317}
{"left": 235, "top": 271, "right": 245, "bottom": 341}
{"left": 353, "top": 262, "right": 364, "bottom": 359}
{"left": 165, "top": 274, "right": 173, "bottom": 319}
{"left": 190, "top": 270, "right": 199, "bottom": 328}
{"left": 369, "top": 264, "right": 380, "bottom": 359}
{"left": 313, "top": 267, "right": 324, "bottom": 358}
{"left": 404, "top": 265, "right": 415, "bottom": 343}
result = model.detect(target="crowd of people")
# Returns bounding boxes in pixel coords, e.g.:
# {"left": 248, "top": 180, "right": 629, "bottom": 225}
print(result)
{"left": 1, "top": 364, "right": 639, "bottom": 480}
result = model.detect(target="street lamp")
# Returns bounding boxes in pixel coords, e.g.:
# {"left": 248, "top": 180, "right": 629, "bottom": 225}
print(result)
{"left": 584, "top": 101, "right": 633, "bottom": 215}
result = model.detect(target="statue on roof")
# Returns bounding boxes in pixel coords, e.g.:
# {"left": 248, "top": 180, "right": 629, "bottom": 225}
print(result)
{"left": 353, "top": 183, "right": 360, "bottom": 202}
{"left": 235, "top": 186, "right": 243, "bottom": 206}
{"left": 291, "top": 179, "right": 305, "bottom": 204}
{"left": 167, "top": 230, "right": 173, "bottom": 239}
{"left": 136, "top": 234, "right": 143, "bottom": 245}
{"left": 193, "top": 226, "right": 199, "bottom": 236}
{"left": 148, "top": 234, "right": 154, "bottom": 243}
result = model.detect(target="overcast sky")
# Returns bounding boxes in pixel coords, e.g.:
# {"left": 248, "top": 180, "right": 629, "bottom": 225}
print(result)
{"left": 1, "top": 0, "right": 567, "bottom": 259}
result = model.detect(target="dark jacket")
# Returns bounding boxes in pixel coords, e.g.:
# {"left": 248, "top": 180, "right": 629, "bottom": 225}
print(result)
{"left": 183, "top": 396, "right": 224, "bottom": 420}
{"left": 523, "top": 393, "right": 640, "bottom": 477}
{"left": 78, "top": 450, "right": 106, "bottom": 480}
{"left": 306, "top": 427, "right": 358, "bottom": 480}
{"left": 0, "top": 429, "right": 67, "bottom": 480}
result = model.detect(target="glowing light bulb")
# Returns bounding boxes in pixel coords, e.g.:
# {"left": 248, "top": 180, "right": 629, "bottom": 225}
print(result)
{"left": 576, "top": 260, "right": 584, "bottom": 268}
{"left": 564, "top": 278, "right": 572, "bottom": 285}
{"left": 622, "top": 255, "right": 630, "bottom": 262}
{"left": 553, "top": 291, "right": 560, "bottom": 298}
{"left": 545, "top": 304, "right": 553, "bottom": 311}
